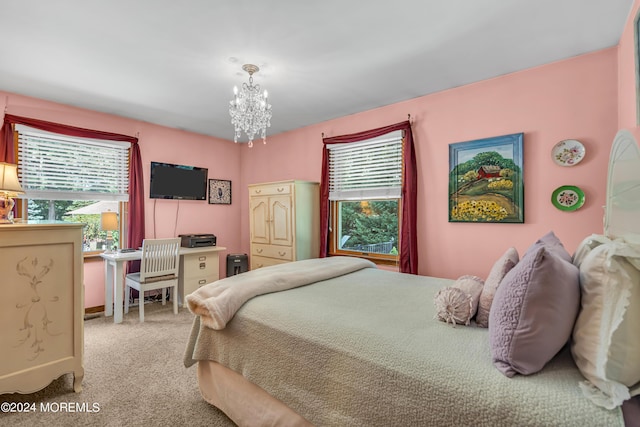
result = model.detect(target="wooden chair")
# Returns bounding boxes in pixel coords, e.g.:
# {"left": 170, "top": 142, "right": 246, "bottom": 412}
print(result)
{"left": 124, "top": 238, "right": 181, "bottom": 322}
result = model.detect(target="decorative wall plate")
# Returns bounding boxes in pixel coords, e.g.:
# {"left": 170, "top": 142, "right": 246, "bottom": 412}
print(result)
{"left": 551, "top": 185, "right": 585, "bottom": 211}
{"left": 552, "top": 139, "right": 585, "bottom": 166}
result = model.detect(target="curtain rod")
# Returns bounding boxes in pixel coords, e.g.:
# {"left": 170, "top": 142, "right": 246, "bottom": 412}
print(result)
{"left": 322, "top": 114, "right": 412, "bottom": 139}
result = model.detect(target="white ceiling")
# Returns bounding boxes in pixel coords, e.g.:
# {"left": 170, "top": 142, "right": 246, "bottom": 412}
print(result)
{"left": 0, "top": 0, "right": 633, "bottom": 141}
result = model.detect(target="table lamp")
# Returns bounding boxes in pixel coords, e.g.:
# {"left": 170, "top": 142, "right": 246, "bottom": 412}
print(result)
{"left": 0, "top": 162, "right": 25, "bottom": 224}
{"left": 100, "top": 210, "right": 119, "bottom": 253}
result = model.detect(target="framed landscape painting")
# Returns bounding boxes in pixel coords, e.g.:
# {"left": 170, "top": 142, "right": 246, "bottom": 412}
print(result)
{"left": 449, "top": 133, "right": 524, "bottom": 223}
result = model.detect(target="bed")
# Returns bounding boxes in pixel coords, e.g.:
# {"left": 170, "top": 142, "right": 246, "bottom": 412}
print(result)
{"left": 184, "top": 130, "right": 640, "bottom": 427}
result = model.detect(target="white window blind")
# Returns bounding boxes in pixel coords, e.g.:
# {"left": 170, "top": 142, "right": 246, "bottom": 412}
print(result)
{"left": 328, "top": 130, "right": 403, "bottom": 201}
{"left": 16, "top": 125, "right": 130, "bottom": 201}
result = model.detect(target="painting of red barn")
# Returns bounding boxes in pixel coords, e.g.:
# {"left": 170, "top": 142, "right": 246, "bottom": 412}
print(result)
{"left": 477, "top": 165, "right": 502, "bottom": 179}
{"left": 449, "top": 133, "right": 524, "bottom": 223}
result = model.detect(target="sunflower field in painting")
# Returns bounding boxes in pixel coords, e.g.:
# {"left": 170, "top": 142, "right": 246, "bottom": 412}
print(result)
{"left": 449, "top": 149, "right": 523, "bottom": 222}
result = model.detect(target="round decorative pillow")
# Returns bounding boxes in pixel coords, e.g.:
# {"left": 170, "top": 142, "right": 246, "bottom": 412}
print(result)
{"left": 434, "top": 275, "right": 484, "bottom": 326}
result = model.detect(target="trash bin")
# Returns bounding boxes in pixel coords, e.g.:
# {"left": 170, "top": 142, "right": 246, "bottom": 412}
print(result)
{"left": 226, "top": 253, "right": 249, "bottom": 277}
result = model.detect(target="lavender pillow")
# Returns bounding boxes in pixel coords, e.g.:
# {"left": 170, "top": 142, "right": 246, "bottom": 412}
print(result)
{"left": 476, "top": 247, "right": 519, "bottom": 328}
{"left": 489, "top": 244, "right": 580, "bottom": 377}
{"left": 527, "top": 231, "right": 572, "bottom": 263}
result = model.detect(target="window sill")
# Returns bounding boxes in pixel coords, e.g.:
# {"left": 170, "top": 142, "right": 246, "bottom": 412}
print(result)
{"left": 328, "top": 252, "right": 399, "bottom": 268}
{"left": 83, "top": 251, "right": 108, "bottom": 261}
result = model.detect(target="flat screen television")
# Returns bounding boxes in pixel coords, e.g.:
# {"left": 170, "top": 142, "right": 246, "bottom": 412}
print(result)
{"left": 149, "top": 161, "right": 208, "bottom": 200}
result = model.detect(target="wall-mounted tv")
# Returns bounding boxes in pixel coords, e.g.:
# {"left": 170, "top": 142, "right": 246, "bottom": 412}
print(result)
{"left": 149, "top": 161, "right": 208, "bottom": 200}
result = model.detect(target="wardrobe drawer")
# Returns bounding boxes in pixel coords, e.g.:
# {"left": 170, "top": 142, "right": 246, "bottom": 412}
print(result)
{"left": 251, "top": 255, "right": 289, "bottom": 270}
{"left": 252, "top": 244, "right": 293, "bottom": 261}
{"left": 249, "top": 183, "right": 292, "bottom": 196}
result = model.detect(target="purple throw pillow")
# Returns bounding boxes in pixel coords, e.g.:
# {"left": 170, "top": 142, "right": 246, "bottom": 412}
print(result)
{"left": 489, "top": 244, "right": 580, "bottom": 377}
{"left": 476, "top": 247, "right": 519, "bottom": 328}
{"left": 527, "top": 230, "right": 572, "bottom": 263}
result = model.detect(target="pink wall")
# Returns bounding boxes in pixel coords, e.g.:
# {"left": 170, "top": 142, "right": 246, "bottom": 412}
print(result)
{"left": 1, "top": 93, "right": 244, "bottom": 308}
{"left": 1, "top": 26, "right": 628, "bottom": 308}
{"left": 241, "top": 48, "right": 619, "bottom": 280}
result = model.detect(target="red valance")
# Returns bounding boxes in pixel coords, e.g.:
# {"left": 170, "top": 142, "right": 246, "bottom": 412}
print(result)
{"left": 0, "top": 114, "right": 145, "bottom": 261}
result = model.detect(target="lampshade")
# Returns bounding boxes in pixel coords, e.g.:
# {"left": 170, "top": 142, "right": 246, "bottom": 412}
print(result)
{"left": 100, "top": 211, "right": 119, "bottom": 231}
{"left": 0, "top": 162, "right": 25, "bottom": 195}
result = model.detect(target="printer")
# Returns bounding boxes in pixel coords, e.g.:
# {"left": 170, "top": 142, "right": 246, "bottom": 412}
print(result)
{"left": 179, "top": 233, "right": 216, "bottom": 248}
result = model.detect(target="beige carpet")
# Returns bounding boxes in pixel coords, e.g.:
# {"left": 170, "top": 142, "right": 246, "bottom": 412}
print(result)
{"left": 1, "top": 304, "right": 236, "bottom": 427}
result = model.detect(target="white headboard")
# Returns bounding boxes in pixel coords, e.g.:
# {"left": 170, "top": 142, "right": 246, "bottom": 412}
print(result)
{"left": 604, "top": 130, "right": 640, "bottom": 243}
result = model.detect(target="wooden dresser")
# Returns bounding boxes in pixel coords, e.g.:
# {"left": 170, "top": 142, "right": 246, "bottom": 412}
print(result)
{"left": 248, "top": 180, "right": 319, "bottom": 270}
{"left": 0, "top": 222, "right": 84, "bottom": 394}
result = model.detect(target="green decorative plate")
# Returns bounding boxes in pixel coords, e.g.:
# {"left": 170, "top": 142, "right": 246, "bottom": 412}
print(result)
{"left": 551, "top": 185, "right": 585, "bottom": 211}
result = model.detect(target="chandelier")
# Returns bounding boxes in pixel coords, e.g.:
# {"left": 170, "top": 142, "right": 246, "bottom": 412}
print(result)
{"left": 229, "top": 64, "right": 272, "bottom": 147}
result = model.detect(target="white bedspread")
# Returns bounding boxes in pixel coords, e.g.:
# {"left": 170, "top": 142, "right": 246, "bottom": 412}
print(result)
{"left": 186, "top": 256, "right": 376, "bottom": 329}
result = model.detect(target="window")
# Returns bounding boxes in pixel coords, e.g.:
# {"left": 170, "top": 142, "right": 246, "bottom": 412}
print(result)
{"left": 328, "top": 131, "right": 403, "bottom": 263}
{"left": 16, "top": 125, "right": 130, "bottom": 254}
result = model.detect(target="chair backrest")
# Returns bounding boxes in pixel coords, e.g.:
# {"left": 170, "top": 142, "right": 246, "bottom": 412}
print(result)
{"left": 139, "top": 238, "right": 181, "bottom": 282}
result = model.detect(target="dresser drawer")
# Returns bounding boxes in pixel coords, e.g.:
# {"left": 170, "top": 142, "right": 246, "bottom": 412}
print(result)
{"left": 251, "top": 255, "right": 289, "bottom": 270}
{"left": 252, "top": 244, "right": 293, "bottom": 261}
{"left": 249, "top": 182, "right": 292, "bottom": 196}
{"left": 179, "top": 274, "right": 217, "bottom": 307}
{"left": 181, "top": 253, "right": 216, "bottom": 279}
{"left": 183, "top": 275, "right": 217, "bottom": 291}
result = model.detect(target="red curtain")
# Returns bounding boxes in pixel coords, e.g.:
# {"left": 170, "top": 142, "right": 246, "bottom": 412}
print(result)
{"left": 0, "top": 114, "right": 145, "bottom": 256}
{"left": 1, "top": 117, "right": 14, "bottom": 162}
{"left": 126, "top": 142, "right": 145, "bottom": 272}
{"left": 320, "top": 120, "right": 418, "bottom": 274}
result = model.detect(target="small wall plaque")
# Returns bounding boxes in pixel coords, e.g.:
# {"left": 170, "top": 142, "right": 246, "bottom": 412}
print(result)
{"left": 208, "top": 179, "right": 232, "bottom": 205}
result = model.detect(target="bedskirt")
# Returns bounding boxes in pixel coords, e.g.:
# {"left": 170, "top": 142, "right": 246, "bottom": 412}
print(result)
{"left": 197, "top": 360, "right": 311, "bottom": 426}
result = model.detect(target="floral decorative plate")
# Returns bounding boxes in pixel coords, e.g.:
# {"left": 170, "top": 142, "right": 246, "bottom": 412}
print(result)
{"left": 551, "top": 185, "right": 585, "bottom": 211}
{"left": 551, "top": 139, "right": 585, "bottom": 166}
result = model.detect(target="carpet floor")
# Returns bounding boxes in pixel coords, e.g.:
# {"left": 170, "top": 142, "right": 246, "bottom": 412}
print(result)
{"left": 1, "top": 303, "right": 236, "bottom": 426}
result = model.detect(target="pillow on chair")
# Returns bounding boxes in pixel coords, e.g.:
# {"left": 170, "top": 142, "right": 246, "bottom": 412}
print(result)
{"left": 142, "top": 274, "right": 176, "bottom": 284}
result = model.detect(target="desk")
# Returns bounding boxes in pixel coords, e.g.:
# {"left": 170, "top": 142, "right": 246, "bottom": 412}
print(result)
{"left": 101, "top": 246, "right": 226, "bottom": 323}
